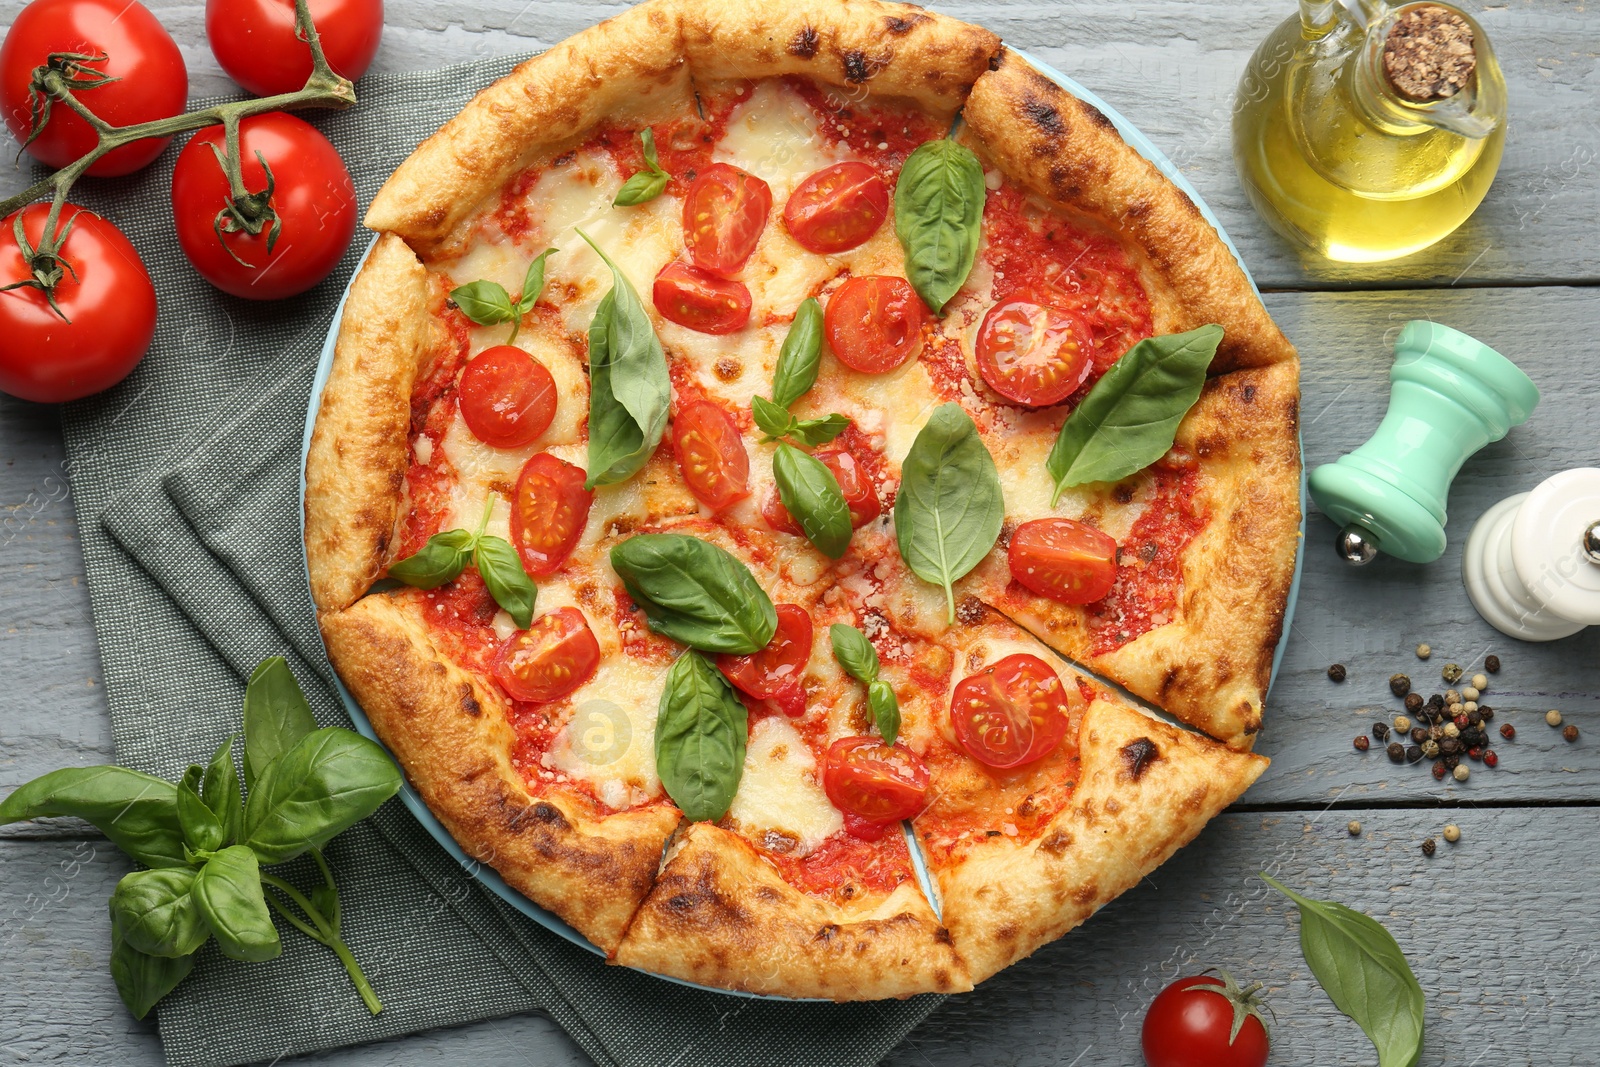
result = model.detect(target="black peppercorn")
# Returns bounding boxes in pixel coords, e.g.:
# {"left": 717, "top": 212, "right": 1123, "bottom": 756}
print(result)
{"left": 1386, "top": 741, "right": 1406, "bottom": 763}
{"left": 1354, "top": 734, "right": 1370, "bottom": 752}
{"left": 1390, "top": 673, "right": 1412, "bottom": 697}
{"left": 1478, "top": 705, "right": 1494, "bottom": 722}
{"left": 1372, "top": 721, "right": 1391, "bottom": 741}
{"left": 1428, "top": 693, "right": 1446, "bottom": 709}
{"left": 1404, "top": 692, "right": 1424, "bottom": 714}
{"left": 1564, "top": 725, "right": 1580, "bottom": 743}
{"left": 1328, "top": 663, "right": 1347, "bottom": 682}
{"left": 1440, "top": 737, "right": 1463, "bottom": 757}
{"left": 1442, "top": 753, "right": 1461, "bottom": 770}
{"left": 1463, "top": 728, "right": 1486, "bottom": 747}
{"left": 1485, "top": 654, "right": 1501, "bottom": 673}
{"left": 1405, "top": 744, "right": 1423, "bottom": 763}
{"left": 1422, "top": 838, "right": 1437, "bottom": 857}
{"left": 1500, "top": 723, "right": 1516, "bottom": 740}
{"left": 1466, "top": 710, "right": 1482, "bottom": 727}
{"left": 1410, "top": 726, "right": 1427, "bottom": 744}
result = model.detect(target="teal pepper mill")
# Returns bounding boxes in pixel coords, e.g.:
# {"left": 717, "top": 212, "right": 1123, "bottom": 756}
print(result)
{"left": 1309, "top": 321, "right": 1540, "bottom": 565}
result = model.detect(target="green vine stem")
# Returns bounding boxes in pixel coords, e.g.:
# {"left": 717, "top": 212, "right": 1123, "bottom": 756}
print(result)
{"left": 261, "top": 871, "right": 383, "bottom": 1015}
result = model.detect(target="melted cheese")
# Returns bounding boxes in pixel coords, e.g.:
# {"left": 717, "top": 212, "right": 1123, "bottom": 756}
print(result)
{"left": 727, "top": 716, "right": 843, "bottom": 856}
{"left": 544, "top": 652, "right": 669, "bottom": 810}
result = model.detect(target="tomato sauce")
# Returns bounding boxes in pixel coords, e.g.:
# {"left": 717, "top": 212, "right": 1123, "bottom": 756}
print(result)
{"left": 595, "top": 86, "right": 747, "bottom": 196}
{"left": 1086, "top": 463, "right": 1208, "bottom": 655}
{"left": 764, "top": 824, "right": 915, "bottom": 901}
{"left": 786, "top": 77, "right": 943, "bottom": 179}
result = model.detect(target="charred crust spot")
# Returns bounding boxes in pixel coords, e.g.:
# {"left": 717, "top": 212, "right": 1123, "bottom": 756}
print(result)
{"left": 843, "top": 50, "right": 871, "bottom": 83}
{"left": 998, "top": 518, "right": 1017, "bottom": 548}
{"left": 530, "top": 801, "right": 567, "bottom": 826}
{"left": 1181, "top": 784, "right": 1209, "bottom": 812}
{"left": 459, "top": 686, "right": 482, "bottom": 718}
{"left": 995, "top": 923, "right": 1019, "bottom": 944}
{"left": 955, "top": 595, "right": 986, "bottom": 626}
{"left": 789, "top": 25, "right": 820, "bottom": 59}
{"left": 1072, "top": 881, "right": 1100, "bottom": 905}
{"left": 1160, "top": 667, "right": 1182, "bottom": 696}
{"left": 885, "top": 14, "right": 928, "bottom": 34}
{"left": 1039, "top": 829, "right": 1073, "bottom": 856}
{"left": 1113, "top": 483, "right": 1135, "bottom": 505}
{"left": 551, "top": 151, "right": 577, "bottom": 167}
{"left": 1242, "top": 383, "right": 1258, "bottom": 403}
{"left": 714, "top": 357, "right": 742, "bottom": 383}
{"left": 1126, "top": 200, "right": 1151, "bottom": 220}
{"left": 934, "top": 925, "right": 954, "bottom": 945}
{"left": 1121, "top": 737, "right": 1161, "bottom": 780}
{"left": 1079, "top": 100, "right": 1116, "bottom": 131}
{"left": 815, "top": 923, "right": 839, "bottom": 942}
{"left": 1022, "top": 97, "right": 1066, "bottom": 137}
{"left": 1017, "top": 794, "right": 1039, "bottom": 818}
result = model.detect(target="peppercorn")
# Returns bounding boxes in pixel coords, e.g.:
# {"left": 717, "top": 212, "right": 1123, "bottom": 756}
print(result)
{"left": 1443, "top": 824, "right": 1461, "bottom": 843}
{"left": 1463, "top": 701, "right": 1479, "bottom": 714}
{"left": 1440, "top": 737, "right": 1463, "bottom": 756}
{"left": 1500, "top": 723, "right": 1516, "bottom": 740}
{"left": 1564, "top": 725, "right": 1580, "bottom": 743}
{"left": 1444, "top": 722, "right": 1461, "bottom": 739}
{"left": 1372, "top": 721, "right": 1391, "bottom": 741}
{"left": 1462, "top": 728, "right": 1486, "bottom": 747}
{"left": 1389, "top": 673, "right": 1411, "bottom": 697}
{"left": 1428, "top": 693, "right": 1446, "bottom": 709}
{"left": 1422, "top": 740, "right": 1440, "bottom": 759}
{"left": 1471, "top": 673, "right": 1488, "bottom": 691}
{"left": 1479, "top": 705, "right": 1494, "bottom": 722}
{"left": 1422, "top": 838, "right": 1437, "bottom": 856}
{"left": 1431, "top": 761, "right": 1448, "bottom": 780}
{"left": 1386, "top": 741, "right": 1406, "bottom": 762}
{"left": 1416, "top": 643, "right": 1432, "bottom": 659}
{"left": 1485, "top": 655, "right": 1501, "bottom": 673}
{"left": 1328, "top": 663, "right": 1347, "bottom": 682}
{"left": 1428, "top": 724, "right": 1444, "bottom": 741}
{"left": 1442, "top": 753, "right": 1461, "bottom": 770}
{"left": 1462, "top": 685, "right": 1480, "bottom": 702}
{"left": 1442, "top": 663, "right": 1464, "bottom": 684}
{"left": 1454, "top": 764, "right": 1471, "bottom": 782}
{"left": 1410, "top": 726, "right": 1428, "bottom": 744}
{"left": 1406, "top": 744, "right": 1423, "bottom": 763}
{"left": 1354, "top": 734, "right": 1370, "bottom": 752}
{"left": 1547, "top": 710, "right": 1564, "bottom": 727}
{"left": 1449, "top": 702, "right": 1465, "bottom": 717}
{"left": 1394, "top": 715, "right": 1413, "bottom": 733}
{"left": 1467, "top": 746, "right": 1484, "bottom": 761}
{"left": 1466, "top": 710, "right": 1482, "bottom": 727}
{"left": 1348, "top": 820, "right": 1362, "bottom": 837}
{"left": 1404, "top": 692, "right": 1424, "bottom": 714}
{"left": 1452, "top": 714, "right": 1468, "bottom": 731}
{"left": 1484, "top": 749, "right": 1500, "bottom": 768}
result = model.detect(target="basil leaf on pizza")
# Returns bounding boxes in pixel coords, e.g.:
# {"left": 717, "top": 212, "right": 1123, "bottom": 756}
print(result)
{"left": 474, "top": 534, "right": 537, "bottom": 629}
{"left": 770, "top": 297, "right": 823, "bottom": 407}
{"left": 654, "top": 650, "right": 748, "bottom": 823}
{"left": 752, "top": 396, "right": 847, "bottom": 448}
{"left": 831, "top": 623, "right": 901, "bottom": 744}
{"left": 772, "top": 444, "right": 852, "bottom": 559}
{"left": 868, "top": 679, "right": 901, "bottom": 747}
{"left": 1046, "top": 324, "right": 1222, "bottom": 500}
{"left": 448, "top": 247, "right": 555, "bottom": 344}
{"left": 514, "top": 247, "right": 556, "bottom": 319}
{"left": 387, "top": 527, "right": 475, "bottom": 589}
{"left": 609, "top": 533, "right": 778, "bottom": 654}
{"left": 894, "top": 138, "right": 986, "bottom": 315}
{"left": 894, "top": 403, "right": 1005, "bottom": 623}
{"left": 613, "top": 127, "right": 669, "bottom": 206}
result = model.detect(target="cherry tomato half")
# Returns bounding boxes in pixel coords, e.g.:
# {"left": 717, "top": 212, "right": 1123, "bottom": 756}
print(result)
{"left": 949, "top": 653, "right": 1079, "bottom": 769}
{"left": 683, "top": 163, "right": 771, "bottom": 278}
{"left": 511, "top": 452, "right": 594, "bottom": 577}
{"left": 783, "top": 162, "right": 888, "bottom": 255}
{"left": 1141, "top": 973, "right": 1270, "bottom": 1067}
{"left": 823, "top": 737, "right": 931, "bottom": 834}
{"left": 975, "top": 298, "right": 1095, "bottom": 406}
{"left": 1007, "top": 518, "right": 1119, "bottom": 605}
{"left": 762, "top": 447, "right": 880, "bottom": 534}
{"left": 716, "top": 603, "right": 812, "bottom": 717}
{"left": 0, "top": 0, "right": 187, "bottom": 176}
{"left": 673, "top": 399, "right": 750, "bottom": 511}
{"left": 457, "top": 346, "right": 557, "bottom": 449}
{"left": 824, "top": 276, "right": 924, "bottom": 374}
{"left": 653, "top": 260, "right": 751, "bottom": 335}
{"left": 492, "top": 607, "right": 601, "bottom": 704}
{"left": 0, "top": 204, "right": 156, "bottom": 403}
{"left": 206, "top": 0, "right": 384, "bottom": 98}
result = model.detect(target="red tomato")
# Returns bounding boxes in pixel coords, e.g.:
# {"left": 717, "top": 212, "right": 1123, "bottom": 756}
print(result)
{"left": 1007, "top": 518, "right": 1119, "bottom": 605}
{"left": 457, "top": 346, "right": 557, "bottom": 449}
{"left": 949, "top": 653, "right": 1079, "bottom": 769}
{"left": 782, "top": 162, "right": 888, "bottom": 255}
{"left": 170, "top": 112, "right": 356, "bottom": 300}
{"left": 975, "top": 298, "right": 1095, "bottom": 406}
{"left": 511, "top": 453, "right": 594, "bottom": 577}
{"left": 1142, "top": 973, "right": 1270, "bottom": 1067}
{"left": 0, "top": 0, "right": 186, "bottom": 176}
{"left": 824, "top": 276, "right": 924, "bottom": 374}
{"left": 682, "top": 163, "right": 771, "bottom": 277}
{"left": 762, "top": 447, "right": 880, "bottom": 535}
{"left": 672, "top": 399, "right": 749, "bottom": 511}
{"left": 492, "top": 607, "right": 601, "bottom": 704}
{"left": 0, "top": 204, "right": 156, "bottom": 403}
{"left": 716, "top": 604, "right": 812, "bottom": 716}
{"left": 206, "top": 0, "right": 384, "bottom": 98}
{"left": 822, "top": 737, "right": 931, "bottom": 834}
{"left": 652, "top": 260, "right": 751, "bottom": 335}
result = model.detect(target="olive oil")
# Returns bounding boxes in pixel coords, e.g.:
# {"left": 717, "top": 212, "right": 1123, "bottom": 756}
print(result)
{"left": 1233, "top": 1, "right": 1507, "bottom": 263}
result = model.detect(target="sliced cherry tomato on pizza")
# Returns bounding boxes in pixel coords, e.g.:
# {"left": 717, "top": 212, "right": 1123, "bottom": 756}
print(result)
{"left": 457, "top": 345, "right": 558, "bottom": 449}
{"left": 511, "top": 452, "right": 594, "bottom": 577}
{"left": 682, "top": 162, "right": 772, "bottom": 278}
{"left": 652, "top": 260, "right": 751, "bottom": 335}
{"left": 782, "top": 162, "right": 889, "bottom": 255}
{"left": 492, "top": 607, "right": 601, "bottom": 703}
{"left": 716, "top": 603, "right": 812, "bottom": 716}
{"left": 823, "top": 737, "right": 931, "bottom": 834}
{"left": 206, "top": 0, "right": 383, "bottom": 98}
{"left": 672, "top": 399, "right": 750, "bottom": 510}
{"left": 1007, "top": 518, "right": 1119, "bottom": 605}
{"left": 975, "top": 298, "right": 1096, "bottom": 406}
{"left": 950, "top": 653, "right": 1080, "bottom": 769}
{"left": 824, "top": 276, "right": 924, "bottom": 374}
{"left": 762, "top": 446, "right": 880, "bottom": 534}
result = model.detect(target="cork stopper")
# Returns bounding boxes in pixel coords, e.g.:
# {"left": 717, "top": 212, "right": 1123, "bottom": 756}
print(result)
{"left": 1383, "top": 5, "right": 1477, "bottom": 102}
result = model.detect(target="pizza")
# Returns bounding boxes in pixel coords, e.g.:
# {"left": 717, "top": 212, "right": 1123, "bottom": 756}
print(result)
{"left": 304, "top": 0, "right": 1299, "bottom": 1000}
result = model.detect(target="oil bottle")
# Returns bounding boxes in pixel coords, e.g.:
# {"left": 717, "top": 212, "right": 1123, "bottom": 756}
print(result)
{"left": 1233, "top": 0, "right": 1507, "bottom": 263}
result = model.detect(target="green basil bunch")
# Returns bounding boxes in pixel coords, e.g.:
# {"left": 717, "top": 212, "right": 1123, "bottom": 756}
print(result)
{"left": 448, "top": 247, "right": 556, "bottom": 345}
{"left": 829, "top": 623, "right": 900, "bottom": 744}
{"left": 613, "top": 127, "right": 669, "bottom": 206}
{"left": 387, "top": 496, "right": 536, "bottom": 628}
{"left": 0, "top": 657, "right": 402, "bottom": 1019}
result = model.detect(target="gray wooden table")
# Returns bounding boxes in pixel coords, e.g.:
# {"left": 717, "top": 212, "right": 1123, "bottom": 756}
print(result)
{"left": 3, "top": 1, "right": 1598, "bottom": 1064}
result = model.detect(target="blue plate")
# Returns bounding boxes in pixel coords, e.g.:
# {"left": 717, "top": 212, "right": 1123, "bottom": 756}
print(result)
{"left": 300, "top": 51, "right": 1306, "bottom": 995}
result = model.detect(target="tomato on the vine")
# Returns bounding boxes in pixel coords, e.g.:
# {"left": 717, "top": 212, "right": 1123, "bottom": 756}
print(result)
{"left": 949, "top": 653, "right": 1079, "bottom": 769}
{"left": 0, "top": 0, "right": 187, "bottom": 176}
{"left": 1142, "top": 973, "right": 1270, "bottom": 1067}
{"left": 206, "top": 0, "right": 384, "bottom": 98}
{"left": 824, "top": 275, "right": 924, "bottom": 374}
{"left": 1007, "top": 518, "right": 1119, "bottom": 605}
{"left": 170, "top": 112, "right": 356, "bottom": 300}
{"left": 457, "top": 345, "right": 557, "bottom": 449}
{"left": 716, "top": 603, "right": 812, "bottom": 717}
{"left": 0, "top": 203, "right": 156, "bottom": 403}
{"left": 822, "top": 737, "right": 930, "bottom": 839}
{"left": 492, "top": 607, "right": 601, "bottom": 704}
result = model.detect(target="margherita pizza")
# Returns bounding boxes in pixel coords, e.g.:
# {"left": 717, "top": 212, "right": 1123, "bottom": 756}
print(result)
{"left": 306, "top": 0, "right": 1299, "bottom": 1000}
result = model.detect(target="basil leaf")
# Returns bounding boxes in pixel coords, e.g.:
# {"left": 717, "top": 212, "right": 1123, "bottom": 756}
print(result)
{"left": 242, "top": 657, "right": 319, "bottom": 790}
{"left": 772, "top": 444, "right": 852, "bottom": 559}
{"left": 892, "top": 402, "right": 1005, "bottom": 623}
{"left": 894, "top": 139, "right": 986, "bottom": 314}
{"left": 751, "top": 394, "right": 797, "bottom": 441}
{"left": 614, "top": 127, "right": 669, "bottom": 206}
{"left": 1263, "top": 875, "right": 1426, "bottom": 1067}
{"left": 242, "top": 728, "right": 403, "bottom": 865}
{"left": 654, "top": 651, "right": 748, "bottom": 822}
{"left": 109, "top": 914, "right": 195, "bottom": 1019}
{"left": 515, "top": 248, "right": 557, "bottom": 318}
{"left": 609, "top": 533, "right": 777, "bottom": 654}
{"left": 387, "top": 528, "right": 475, "bottom": 590}
{"left": 110, "top": 867, "right": 210, "bottom": 959}
{"left": 1046, "top": 325, "right": 1222, "bottom": 500}
{"left": 193, "top": 845, "right": 281, "bottom": 963}
{"left": 176, "top": 765, "right": 225, "bottom": 854}
{"left": 449, "top": 280, "right": 516, "bottom": 327}
{"left": 771, "top": 297, "right": 823, "bottom": 407}
{"left": 829, "top": 623, "right": 880, "bottom": 684}
{"left": 200, "top": 734, "right": 243, "bottom": 845}
{"left": 0, "top": 766, "right": 187, "bottom": 869}
{"left": 868, "top": 679, "right": 901, "bottom": 747}
{"left": 786, "top": 413, "right": 849, "bottom": 447}
{"left": 474, "top": 534, "right": 537, "bottom": 629}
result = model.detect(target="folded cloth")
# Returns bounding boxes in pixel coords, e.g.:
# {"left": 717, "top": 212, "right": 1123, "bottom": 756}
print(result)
{"left": 56, "top": 53, "right": 943, "bottom": 1067}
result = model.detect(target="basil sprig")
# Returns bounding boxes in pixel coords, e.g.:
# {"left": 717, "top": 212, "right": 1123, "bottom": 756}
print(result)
{"left": 771, "top": 297, "right": 824, "bottom": 408}
{"left": 613, "top": 127, "right": 669, "bottom": 206}
{"left": 1263, "top": 875, "right": 1426, "bottom": 1067}
{"left": 610, "top": 533, "right": 777, "bottom": 654}
{"left": 772, "top": 443, "right": 852, "bottom": 559}
{"left": 578, "top": 229, "right": 672, "bottom": 489}
{"left": 893, "top": 402, "right": 1005, "bottom": 623}
{"left": 894, "top": 138, "right": 986, "bottom": 314}
{"left": 387, "top": 497, "right": 537, "bottom": 628}
{"left": 449, "top": 247, "right": 556, "bottom": 344}
{"left": 654, "top": 650, "right": 749, "bottom": 822}
{"left": 752, "top": 396, "right": 849, "bottom": 447}
{"left": 1046, "top": 324, "right": 1222, "bottom": 501}
{"left": 830, "top": 623, "right": 900, "bottom": 745}
{"left": 0, "top": 657, "right": 402, "bottom": 1019}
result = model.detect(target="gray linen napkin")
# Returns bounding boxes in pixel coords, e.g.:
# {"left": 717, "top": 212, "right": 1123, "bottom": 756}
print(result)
{"left": 56, "top": 54, "right": 942, "bottom": 1067}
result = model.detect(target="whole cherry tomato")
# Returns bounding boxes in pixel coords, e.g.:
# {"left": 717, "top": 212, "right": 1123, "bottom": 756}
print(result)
{"left": 975, "top": 298, "right": 1095, "bottom": 406}
{"left": 672, "top": 399, "right": 749, "bottom": 510}
{"left": 170, "top": 112, "right": 356, "bottom": 300}
{"left": 511, "top": 452, "right": 594, "bottom": 577}
{"left": 1142, "top": 973, "right": 1270, "bottom": 1067}
{"left": 653, "top": 260, "right": 751, "bottom": 335}
{"left": 822, "top": 737, "right": 931, "bottom": 839}
{"left": 0, "top": 0, "right": 187, "bottom": 175}
{"left": 457, "top": 345, "right": 557, "bottom": 449}
{"left": 1007, "top": 518, "right": 1119, "bottom": 605}
{"left": 824, "top": 276, "right": 924, "bottom": 374}
{"left": 0, "top": 203, "right": 156, "bottom": 402}
{"left": 716, "top": 603, "right": 812, "bottom": 716}
{"left": 206, "top": 0, "right": 384, "bottom": 98}
{"left": 949, "top": 653, "right": 1079, "bottom": 769}
{"left": 492, "top": 607, "right": 601, "bottom": 704}
{"left": 682, "top": 162, "right": 771, "bottom": 278}
{"left": 783, "top": 162, "right": 888, "bottom": 255}
{"left": 762, "top": 446, "right": 880, "bottom": 534}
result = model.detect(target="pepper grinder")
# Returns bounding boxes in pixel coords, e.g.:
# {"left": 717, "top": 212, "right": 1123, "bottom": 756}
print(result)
{"left": 1461, "top": 469, "right": 1600, "bottom": 641}
{"left": 1308, "top": 320, "right": 1539, "bottom": 565}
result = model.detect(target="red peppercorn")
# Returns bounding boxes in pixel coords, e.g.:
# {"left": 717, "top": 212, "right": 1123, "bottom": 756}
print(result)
{"left": 1483, "top": 749, "right": 1499, "bottom": 768}
{"left": 1431, "top": 761, "right": 1448, "bottom": 780}
{"left": 1500, "top": 723, "right": 1516, "bottom": 740}
{"left": 1454, "top": 714, "right": 1470, "bottom": 730}
{"left": 1354, "top": 734, "right": 1371, "bottom": 752}
{"left": 1564, "top": 724, "right": 1580, "bottom": 743}
{"left": 1467, "top": 746, "right": 1483, "bottom": 761}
